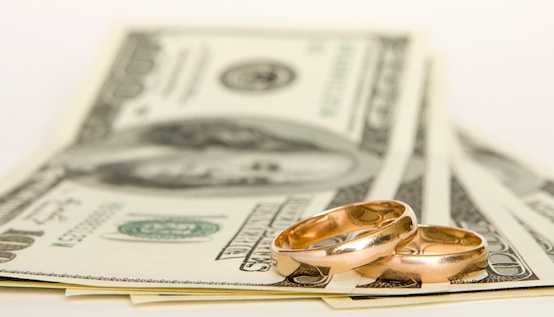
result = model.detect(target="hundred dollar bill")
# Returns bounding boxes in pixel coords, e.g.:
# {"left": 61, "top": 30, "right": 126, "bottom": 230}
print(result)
{"left": 458, "top": 126, "right": 554, "bottom": 244}
{"left": 340, "top": 57, "right": 554, "bottom": 297}
{"left": 74, "top": 57, "right": 451, "bottom": 304}
{"left": 324, "top": 116, "right": 554, "bottom": 307}
{"left": 456, "top": 130, "right": 554, "bottom": 264}
{"left": 325, "top": 161, "right": 554, "bottom": 306}
{"left": 62, "top": 285, "right": 334, "bottom": 298}
{"left": 59, "top": 56, "right": 439, "bottom": 302}
{"left": 0, "top": 26, "right": 425, "bottom": 292}
{"left": 392, "top": 58, "right": 450, "bottom": 227}
{"left": 128, "top": 293, "right": 335, "bottom": 304}
{"left": 67, "top": 56, "right": 448, "bottom": 304}
{"left": 324, "top": 287, "right": 554, "bottom": 309}
{"left": 348, "top": 57, "right": 453, "bottom": 294}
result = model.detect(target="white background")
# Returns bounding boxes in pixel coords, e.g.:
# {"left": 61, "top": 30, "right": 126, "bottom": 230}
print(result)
{"left": 0, "top": 1, "right": 553, "bottom": 316}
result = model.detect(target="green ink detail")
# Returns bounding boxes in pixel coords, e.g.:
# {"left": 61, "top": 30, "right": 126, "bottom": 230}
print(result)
{"left": 118, "top": 219, "right": 219, "bottom": 240}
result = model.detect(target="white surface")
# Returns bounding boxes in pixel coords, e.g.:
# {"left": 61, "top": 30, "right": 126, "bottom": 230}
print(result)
{"left": 1, "top": 287, "right": 553, "bottom": 317}
{"left": 1, "top": 0, "right": 554, "bottom": 315}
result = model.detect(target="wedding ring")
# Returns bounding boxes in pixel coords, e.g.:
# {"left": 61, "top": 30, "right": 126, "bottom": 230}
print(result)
{"left": 271, "top": 200, "right": 417, "bottom": 276}
{"left": 356, "top": 224, "right": 489, "bottom": 283}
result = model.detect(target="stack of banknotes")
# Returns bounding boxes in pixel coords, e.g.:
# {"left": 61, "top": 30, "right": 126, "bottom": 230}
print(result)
{"left": 1, "top": 25, "right": 554, "bottom": 309}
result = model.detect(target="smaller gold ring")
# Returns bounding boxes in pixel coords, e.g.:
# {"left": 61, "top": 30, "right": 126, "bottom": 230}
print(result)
{"left": 271, "top": 200, "right": 417, "bottom": 276}
{"left": 356, "top": 224, "right": 489, "bottom": 283}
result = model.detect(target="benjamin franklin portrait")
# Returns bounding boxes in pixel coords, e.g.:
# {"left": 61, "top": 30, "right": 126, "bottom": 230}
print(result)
{"left": 55, "top": 117, "right": 380, "bottom": 196}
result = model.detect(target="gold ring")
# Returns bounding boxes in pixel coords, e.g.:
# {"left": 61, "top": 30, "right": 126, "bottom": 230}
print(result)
{"left": 271, "top": 200, "right": 418, "bottom": 276}
{"left": 356, "top": 224, "right": 489, "bottom": 282}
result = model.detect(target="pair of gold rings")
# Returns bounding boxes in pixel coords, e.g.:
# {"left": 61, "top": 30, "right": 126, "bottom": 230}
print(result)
{"left": 271, "top": 200, "right": 489, "bottom": 283}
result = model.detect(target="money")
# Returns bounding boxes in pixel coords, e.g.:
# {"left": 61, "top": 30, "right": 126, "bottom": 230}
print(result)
{"left": 458, "top": 126, "right": 554, "bottom": 246}
{"left": 2, "top": 24, "right": 554, "bottom": 309}
{"left": 323, "top": 287, "right": 554, "bottom": 309}
{"left": 347, "top": 54, "right": 554, "bottom": 296}
{"left": 326, "top": 159, "right": 554, "bottom": 307}
{"left": 128, "top": 293, "right": 333, "bottom": 304}
{"left": 392, "top": 58, "right": 450, "bottom": 227}
{"left": 0, "top": 26, "right": 426, "bottom": 293}
{"left": 51, "top": 55, "right": 441, "bottom": 304}
{"left": 61, "top": 57, "right": 445, "bottom": 304}
{"left": 319, "top": 58, "right": 554, "bottom": 308}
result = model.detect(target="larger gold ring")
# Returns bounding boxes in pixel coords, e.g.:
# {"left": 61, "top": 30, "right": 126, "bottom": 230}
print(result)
{"left": 356, "top": 224, "right": 489, "bottom": 282}
{"left": 271, "top": 200, "right": 418, "bottom": 276}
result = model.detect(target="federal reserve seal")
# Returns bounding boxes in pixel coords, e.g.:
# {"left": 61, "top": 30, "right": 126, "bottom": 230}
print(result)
{"left": 105, "top": 218, "right": 220, "bottom": 243}
{"left": 220, "top": 60, "right": 296, "bottom": 92}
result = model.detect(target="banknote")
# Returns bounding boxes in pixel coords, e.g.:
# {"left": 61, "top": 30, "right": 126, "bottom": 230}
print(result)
{"left": 323, "top": 287, "right": 554, "bottom": 309}
{"left": 53, "top": 56, "right": 439, "bottom": 302}
{"left": 344, "top": 57, "right": 554, "bottom": 296}
{"left": 333, "top": 162, "right": 554, "bottom": 298}
{"left": 62, "top": 286, "right": 336, "bottom": 304}
{"left": 64, "top": 57, "right": 455, "bottom": 304}
{"left": 392, "top": 58, "right": 450, "bottom": 227}
{"left": 324, "top": 161, "right": 554, "bottom": 305}
{"left": 128, "top": 293, "right": 334, "bottom": 304}
{"left": 0, "top": 277, "right": 69, "bottom": 290}
{"left": 322, "top": 107, "right": 554, "bottom": 307}
{"left": 66, "top": 57, "right": 447, "bottom": 304}
{"left": 62, "top": 286, "right": 334, "bottom": 297}
{"left": 345, "top": 56, "right": 453, "bottom": 294}
{"left": 325, "top": 163, "right": 554, "bottom": 307}
{"left": 458, "top": 127, "right": 554, "bottom": 245}
{"left": 0, "top": 26, "right": 426, "bottom": 293}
